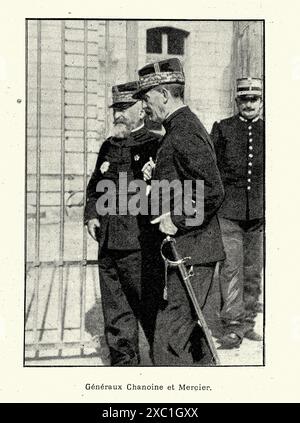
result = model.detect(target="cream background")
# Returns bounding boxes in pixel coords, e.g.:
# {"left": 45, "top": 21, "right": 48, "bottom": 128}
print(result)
{"left": 0, "top": 0, "right": 300, "bottom": 403}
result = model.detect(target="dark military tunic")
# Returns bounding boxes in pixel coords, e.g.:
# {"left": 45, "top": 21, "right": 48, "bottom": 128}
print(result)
{"left": 85, "top": 126, "right": 161, "bottom": 249}
{"left": 84, "top": 126, "right": 162, "bottom": 365}
{"left": 211, "top": 114, "right": 264, "bottom": 220}
{"left": 152, "top": 106, "right": 225, "bottom": 265}
{"left": 210, "top": 114, "right": 264, "bottom": 339}
{"left": 151, "top": 106, "right": 225, "bottom": 366}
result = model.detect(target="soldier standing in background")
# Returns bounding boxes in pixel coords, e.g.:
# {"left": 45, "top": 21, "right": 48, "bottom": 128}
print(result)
{"left": 211, "top": 77, "right": 264, "bottom": 349}
{"left": 84, "top": 81, "right": 162, "bottom": 365}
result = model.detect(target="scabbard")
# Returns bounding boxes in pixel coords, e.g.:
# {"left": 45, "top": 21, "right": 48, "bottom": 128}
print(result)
{"left": 167, "top": 238, "right": 220, "bottom": 366}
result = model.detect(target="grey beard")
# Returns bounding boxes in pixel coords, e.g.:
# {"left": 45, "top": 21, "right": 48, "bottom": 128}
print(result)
{"left": 112, "top": 123, "right": 131, "bottom": 139}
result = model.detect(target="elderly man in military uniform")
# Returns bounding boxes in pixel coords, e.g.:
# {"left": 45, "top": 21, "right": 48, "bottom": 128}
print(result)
{"left": 84, "top": 81, "right": 162, "bottom": 366}
{"left": 133, "top": 58, "right": 225, "bottom": 366}
{"left": 210, "top": 77, "right": 264, "bottom": 349}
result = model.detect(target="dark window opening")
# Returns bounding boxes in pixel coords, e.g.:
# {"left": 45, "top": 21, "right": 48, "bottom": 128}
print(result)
{"left": 146, "top": 28, "right": 162, "bottom": 54}
{"left": 168, "top": 30, "right": 185, "bottom": 55}
{"left": 146, "top": 27, "right": 189, "bottom": 56}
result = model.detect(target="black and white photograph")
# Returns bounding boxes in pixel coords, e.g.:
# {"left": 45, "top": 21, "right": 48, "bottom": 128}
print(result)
{"left": 25, "top": 19, "right": 264, "bottom": 367}
{"left": 1, "top": 0, "right": 300, "bottom": 404}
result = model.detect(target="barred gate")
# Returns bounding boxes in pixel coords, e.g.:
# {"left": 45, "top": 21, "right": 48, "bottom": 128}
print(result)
{"left": 25, "top": 19, "right": 112, "bottom": 360}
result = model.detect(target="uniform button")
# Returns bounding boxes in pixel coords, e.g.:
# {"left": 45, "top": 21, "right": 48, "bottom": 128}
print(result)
{"left": 249, "top": 146, "right": 253, "bottom": 150}
{"left": 248, "top": 170, "right": 252, "bottom": 174}
{"left": 248, "top": 178, "right": 251, "bottom": 182}
{"left": 247, "top": 186, "right": 251, "bottom": 191}
{"left": 248, "top": 162, "right": 253, "bottom": 166}
{"left": 249, "top": 138, "right": 253, "bottom": 142}
{"left": 249, "top": 132, "right": 252, "bottom": 136}
{"left": 248, "top": 125, "right": 252, "bottom": 130}
{"left": 249, "top": 153, "right": 253, "bottom": 158}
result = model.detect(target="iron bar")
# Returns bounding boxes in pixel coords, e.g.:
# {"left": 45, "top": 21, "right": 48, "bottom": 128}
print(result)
{"left": 25, "top": 340, "right": 97, "bottom": 352}
{"left": 26, "top": 260, "right": 99, "bottom": 268}
{"left": 104, "top": 20, "right": 110, "bottom": 137}
{"left": 27, "top": 190, "right": 85, "bottom": 194}
{"left": 39, "top": 267, "right": 56, "bottom": 342}
{"left": 64, "top": 90, "right": 98, "bottom": 94}
{"left": 57, "top": 20, "right": 66, "bottom": 355}
{"left": 65, "top": 39, "right": 99, "bottom": 44}
{"left": 33, "top": 19, "right": 42, "bottom": 359}
{"left": 65, "top": 27, "right": 98, "bottom": 32}
{"left": 64, "top": 51, "right": 98, "bottom": 57}
{"left": 65, "top": 64, "right": 98, "bottom": 68}
{"left": 79, "top": 20, "right": 89, "bottom": 356}
{"left": 27, "top": 173, "right": 94, "bottom": 177}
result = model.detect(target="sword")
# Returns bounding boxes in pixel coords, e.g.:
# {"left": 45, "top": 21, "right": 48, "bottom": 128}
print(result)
{"left": 160, "top": 235, "right": 220, "bottom": 366}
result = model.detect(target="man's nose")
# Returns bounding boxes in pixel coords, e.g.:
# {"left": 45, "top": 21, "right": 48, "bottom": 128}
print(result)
{"left": 142, "top": 100, "right": 147, "bottom": 110}
{"left": 114, "top": 110, "right": 123, "bottom": 118}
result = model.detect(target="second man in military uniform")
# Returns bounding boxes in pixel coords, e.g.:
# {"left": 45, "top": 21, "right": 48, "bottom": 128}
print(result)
{"left": 84, "top": 81, "right": 162, "bottom": 365}
{"left": 133, "top": 58, "right": 225, "bottom": 366}
{"left": 211, "top": 77, "right": 264, "bottom": 349}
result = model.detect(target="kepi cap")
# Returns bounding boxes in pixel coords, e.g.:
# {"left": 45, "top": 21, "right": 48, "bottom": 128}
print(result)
{"left": 133, "top": 58, "right": 185, "bottom": 99}
{"left": 236, "top": 77, "right": 263, "bottom": 97}
{"left": 109, "top": 81, "right": 140, "bottom": 108}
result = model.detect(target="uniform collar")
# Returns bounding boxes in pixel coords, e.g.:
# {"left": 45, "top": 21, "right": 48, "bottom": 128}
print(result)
{"left": 163, "top": 105, "right": 189, "bottom": 131}
{"left": 131, "top": 123, "right": 144, "bottom": 133}
{"left": 239, "top": 114, "right": 260, "bottom": 123}
{"left": 109, "top": 126, "right": 147, "bottom": 147}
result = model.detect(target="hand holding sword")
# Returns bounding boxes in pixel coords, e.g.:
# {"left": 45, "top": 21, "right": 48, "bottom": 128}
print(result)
{"left": 160, "top": 235, "right": 220, "bottom": 366}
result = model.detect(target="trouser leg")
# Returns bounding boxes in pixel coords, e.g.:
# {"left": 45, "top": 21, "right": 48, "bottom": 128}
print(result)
{"left": 153, "top": 263, "right": 216, "bottom": 366}
{"left": 98, "top": 248, "right": 142, "bottom": 366}
{"left": 140, "top": 230, "right": 165, "bottom": 352}
{"left": 243, "top": 220, "right": 264, "bottom": 332}
{"left": 219, "top": 217, "right": 245, "bottom": 338}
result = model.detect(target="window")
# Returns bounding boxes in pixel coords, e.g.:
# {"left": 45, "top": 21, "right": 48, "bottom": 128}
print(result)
{"left": 146, "top": 27, "right": 189, "bottom": 57}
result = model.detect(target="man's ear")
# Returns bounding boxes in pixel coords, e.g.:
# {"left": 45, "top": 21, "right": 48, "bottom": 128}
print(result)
{"left": 161, "top": 87, "right": 169, "bottom": 104}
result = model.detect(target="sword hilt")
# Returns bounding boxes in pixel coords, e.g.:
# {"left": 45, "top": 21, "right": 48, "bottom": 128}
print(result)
{"left": 160, "top": 236, "right": 191, "bottom": 267}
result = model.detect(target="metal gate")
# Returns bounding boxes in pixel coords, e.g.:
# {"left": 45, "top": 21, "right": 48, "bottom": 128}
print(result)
{"left": 25, "top": 19, "right": 111, "bottom": 360}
